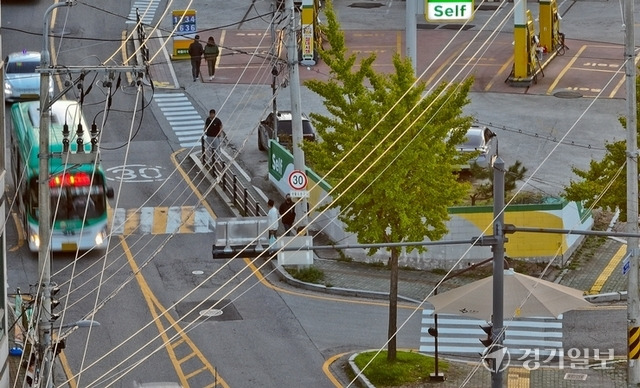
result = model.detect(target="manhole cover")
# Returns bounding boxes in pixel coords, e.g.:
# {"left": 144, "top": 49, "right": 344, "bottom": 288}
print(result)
{"left": 553, "top": 90, "right": 583, "bottom": 98}
{"left": 199, "top": 308, "right": 223, "bottom": 317}
{"left": 564, "top": 373, "right": 588, "bottom": 381}
{"left": 175, "top": 300, "right": 242, "bottom": 322}
{"left": 349, "top": 2, "right": 384, "bottom": 8}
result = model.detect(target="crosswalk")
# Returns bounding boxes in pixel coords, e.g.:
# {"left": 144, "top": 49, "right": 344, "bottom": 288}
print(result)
{"left": 420, "top": 309, "right": 563, "bottom": 357}
{"left": 126, "top": 0, "right": 160, "bottom": 25}
{"left": 154, "top": 93, "right": 204, "bottom": 148}
{"left": 109, "top": 206, "right": 214, "bottom": 235}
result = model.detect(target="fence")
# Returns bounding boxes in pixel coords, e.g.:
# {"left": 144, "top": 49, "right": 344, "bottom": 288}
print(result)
{"left": 201, "top": 140, "right": 266, "bottom": 218}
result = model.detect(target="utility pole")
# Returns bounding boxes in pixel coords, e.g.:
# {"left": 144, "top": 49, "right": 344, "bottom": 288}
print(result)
{"left": 37, "top": 2, "right": 145, "bottom": 386}
{"left": 38, "top": 3, "right": 75, "bottom": 387}
{"left": 405, "top": 0, "right": 417, "bottom": 75}
{"left": 286, "top": 0, "right": 308, "bottom": 229}
{"left": 490, "top": 156, "right": 506, "bottom": 388}
{"left": 625, "top": 0, "right": 640, "bottom": 383}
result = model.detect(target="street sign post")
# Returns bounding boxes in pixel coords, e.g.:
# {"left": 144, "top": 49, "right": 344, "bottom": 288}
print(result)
{"left": 288, "top": 169, "right": 309, "bottom": 198}
{"left": 288, "top": 170, "right": 308, "bottom": 190}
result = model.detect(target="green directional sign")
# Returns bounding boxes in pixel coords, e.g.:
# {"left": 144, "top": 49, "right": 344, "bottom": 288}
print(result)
{"left": 425, "top": 0, "right": 474, "bottom": 22}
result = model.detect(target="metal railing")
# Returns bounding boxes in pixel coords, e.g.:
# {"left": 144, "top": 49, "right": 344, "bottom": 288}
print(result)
{"left": 201, "top": 140, "right": 266, "bottom": 217}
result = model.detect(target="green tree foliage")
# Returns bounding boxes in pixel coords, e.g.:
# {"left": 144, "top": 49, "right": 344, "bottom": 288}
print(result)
{"left": 303, "top": 0, "right": 474, "bottom": 360}
{"left": 564, "top": 140, "right": 627, "bottom": 219}
{"left": 468, "top": 160, "right": 528, "bottom": 205}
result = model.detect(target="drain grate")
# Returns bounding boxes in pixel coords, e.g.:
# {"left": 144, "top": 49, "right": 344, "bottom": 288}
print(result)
{"left": 564, "top": 373, "right": 588, "bottom": 381}
{"left": 349, "top": 2, "right": 384, "bottom": 8}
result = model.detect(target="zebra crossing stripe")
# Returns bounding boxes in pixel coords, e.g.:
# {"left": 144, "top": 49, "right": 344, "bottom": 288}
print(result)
{"left": 155, "top": 93, "right": 205, "bottom": 147}
{"left": 110, "top": 207, "right": 215, "bottom": 235}
{"left": 420, "top": 309, "right": 563, "bottom": 356}
{"left": 126, "top": 0, "right": 160, "bottom": 24}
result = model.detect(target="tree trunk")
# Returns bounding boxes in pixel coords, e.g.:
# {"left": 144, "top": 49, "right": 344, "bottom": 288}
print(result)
{"left": 387, "top": 247, "right": 399, "bottom": 362}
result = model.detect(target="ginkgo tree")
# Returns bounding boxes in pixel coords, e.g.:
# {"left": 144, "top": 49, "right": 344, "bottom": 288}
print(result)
{"left": 563, "top": 74, "right": 637, "bottom": 220}
{"left": 302, "top": 0, "right": 475, "bottom": 361}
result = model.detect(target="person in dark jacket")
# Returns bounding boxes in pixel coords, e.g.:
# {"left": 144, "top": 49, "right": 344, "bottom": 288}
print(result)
{"left": 203, "top": 109, "right": 224, "bottom": 166}
{"left": 188, "top": 35, "right": 204, "bottom": 81}
{"left": 279, "top": 194, "right": 296, "bottom": 235}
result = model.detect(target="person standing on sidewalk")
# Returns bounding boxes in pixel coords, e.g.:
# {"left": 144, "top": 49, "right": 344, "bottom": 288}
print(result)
{"left": 204, "top": 36, "right": 219, "bottom": 80}
{"left": 278, "top": 194, "right": 296, "bottom": 235}
{"left": 188, "top": 35, "right": 204, "bottom": 82}
{"left": 203, "top": 109, "right": 224, "bottom": 166}
{"left": 267, "top": 199, "right": 279, "bottom": 241}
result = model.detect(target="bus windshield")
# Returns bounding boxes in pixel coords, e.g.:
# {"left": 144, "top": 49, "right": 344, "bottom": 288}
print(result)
{"left": 27, "top": 172, "right": 106, "bottom": 222}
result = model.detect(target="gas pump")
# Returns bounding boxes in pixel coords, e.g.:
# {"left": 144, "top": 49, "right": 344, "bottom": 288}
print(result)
{"left": 539, "top": 0, "right": 564, "bottom": 54}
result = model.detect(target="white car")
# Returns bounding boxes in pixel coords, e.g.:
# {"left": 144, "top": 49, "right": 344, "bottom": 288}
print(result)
{"left": 4, "top": 51, "right": 53, "bottom": 102}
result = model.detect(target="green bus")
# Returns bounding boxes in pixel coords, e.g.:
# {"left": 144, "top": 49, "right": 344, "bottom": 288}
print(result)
{"left": 10, "top": 100, "right": 114, "bottom": 252}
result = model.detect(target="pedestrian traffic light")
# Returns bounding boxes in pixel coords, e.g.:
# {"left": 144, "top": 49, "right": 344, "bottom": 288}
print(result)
{"left": 479, "top": 323, "right": 493, "bottom": 347}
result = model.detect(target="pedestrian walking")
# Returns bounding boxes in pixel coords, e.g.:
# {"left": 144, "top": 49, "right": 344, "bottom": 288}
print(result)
{"left": 203, "top": 109, "right": 224, "bottom": 166}
{"left": 204, "top": 36, "right": 220, "bottom": 80}
{"left": 267, "top": 199, "right": 279, "bottom": 241}
{"left": 188, "top": 35, "right": 204, "bottom": 81}
{"left": 279, "top": 194, "right": 296, "bottom": 235}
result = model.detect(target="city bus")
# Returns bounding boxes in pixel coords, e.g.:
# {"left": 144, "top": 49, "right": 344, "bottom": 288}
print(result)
{"left": 10, "top": 100, "right": 114, "bottom": 252}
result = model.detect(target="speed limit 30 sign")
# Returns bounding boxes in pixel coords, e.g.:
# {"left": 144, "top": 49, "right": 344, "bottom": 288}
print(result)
{"left": 288, "top": 170, "right": 308, "bottom": 190}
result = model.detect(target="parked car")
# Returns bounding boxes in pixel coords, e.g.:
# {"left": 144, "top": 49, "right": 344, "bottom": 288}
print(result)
{"left": 452, "top": 125, "right": 496, "bottom": 170}
{"left": 4, "top": 51, "right": 53, "bottom": 102}
{"left": 257, "top": 110, "right": 317, "bottom": 152}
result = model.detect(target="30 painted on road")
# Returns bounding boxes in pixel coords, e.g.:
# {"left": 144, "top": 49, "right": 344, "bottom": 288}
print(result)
{"left": 425, "top": 0, "right": 474, "bottom": 22}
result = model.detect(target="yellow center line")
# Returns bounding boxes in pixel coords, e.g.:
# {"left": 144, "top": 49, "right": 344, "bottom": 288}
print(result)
{"left": 589, "top": 243, "right": 626, "bottom": 294}
{"left": 122, "top": 236, "right": 229, "bottom": 387}
{"left": 546, "top": 44, "right": 587, "bottom": 95}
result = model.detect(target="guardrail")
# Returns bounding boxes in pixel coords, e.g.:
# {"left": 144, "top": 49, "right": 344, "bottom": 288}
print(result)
{"left": 200, "top": 140, "right": 266, "bottom": 218}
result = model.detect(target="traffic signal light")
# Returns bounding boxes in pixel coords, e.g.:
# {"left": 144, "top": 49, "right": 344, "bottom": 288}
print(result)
{"left": 479, "top": 323, "right": 493, "bottom": 347}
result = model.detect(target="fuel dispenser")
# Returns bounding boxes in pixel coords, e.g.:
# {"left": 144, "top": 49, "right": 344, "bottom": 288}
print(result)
{"left": 510, "top": 10, "right": 538, "bottom": 82}
{"left": 539, "top": 0, "right": 562, "bottom": 54}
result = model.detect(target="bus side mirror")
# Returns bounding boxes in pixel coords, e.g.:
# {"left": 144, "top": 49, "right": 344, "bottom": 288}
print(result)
{"left": 106, "top": 187, "right": 114, "bottom": 199}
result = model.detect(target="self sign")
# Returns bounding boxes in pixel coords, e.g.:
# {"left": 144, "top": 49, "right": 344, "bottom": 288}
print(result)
{"left": 425, "top": 0, "right": 474, "bottom": 22}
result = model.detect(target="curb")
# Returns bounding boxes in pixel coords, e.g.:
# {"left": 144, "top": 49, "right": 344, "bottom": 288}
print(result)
{"left": 348, "top": 352, "right": 376, "bottom": 388}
